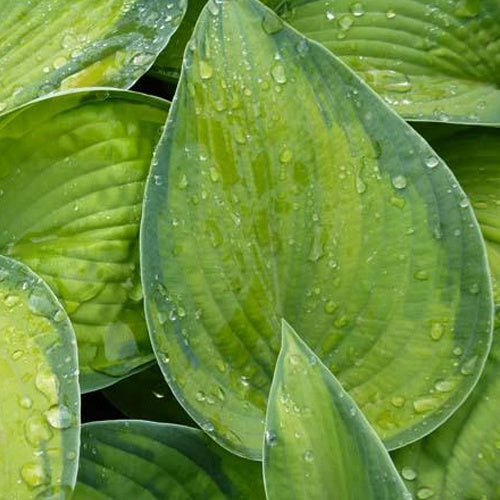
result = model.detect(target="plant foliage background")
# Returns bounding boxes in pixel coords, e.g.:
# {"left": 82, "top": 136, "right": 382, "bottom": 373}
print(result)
{"left": 0, "top": 0, "right": 498, "bottom": 498}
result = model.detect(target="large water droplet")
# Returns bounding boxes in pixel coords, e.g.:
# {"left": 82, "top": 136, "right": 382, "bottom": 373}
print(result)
{"left": 35, "top": 371, "right": 59, "bottom": 405}
{"left": 262, "top": 12, "right": 283, "bottom": 34}
{"left": 430, "top": 321, "right": 444, "bottom": 341}
{"left": 434, "top": 379, "right": 455, "bottom": 392}
{"left": 460, "top": 355, "right": 478, "bottom": 375}
{"left": 385, "top": 9, "right": 396, "bottom": 18}
{"left": 303, "top": 450, "right": 314, "bottom": 462}
{"left": 199, "top": 60, "right": 213, "bottom": 80}
{"left": 338, "top": 14, "right": 354, "bottom": 30}
{"left": 401, "top": 466, "right": 417, "bottom": 481}
{"left": 25, "top": 414, "right": 53, "bottom": 446}
{"left": 365, "top": 69, "right": 412, "bottom": 93}
{"left": 413, "top": 396, "right": 439, "bottom": 413}
{"left": 350, "top": 2, "right": 365, "bottom": 16}
{"left": 271, "top": 63, "right": 287, "bottom": 84}
{"left": 45, "top": 405, "right": 73, "bottom": 429}
{"left": 391, "top": 396, "right": 405, "bottom": 408}
{"left": 425, "top": 156, "right": 439, "bottom": 168}
{"left": 392, "top": 175, "right": 407, "bottom": 189}
{"left": 417, "top": 487, "right": 435, "bottom": 499}
{"left": 265, "top": 430, "right": 278, "bottom": 447}
{"left": 20, "top": 460, "right": 48, "bottom": 488}
{"left": 325, "top": 10, "right": 335, "bottom": 20}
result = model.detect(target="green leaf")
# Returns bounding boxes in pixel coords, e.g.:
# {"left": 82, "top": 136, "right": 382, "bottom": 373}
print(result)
{"left": 0, "top": 89, "right": 168, "bottom": 392}
{"left": 73, "top": 420, "right": 265, "bottom": 499}
{"left": 149, "top": 0, "right": 208, "bottom": 83}
{"left": 414, "top": 124, "right": 500, "bottom": 303}
{"left": 0, "top": 0, "right": 186, "bottom": 113}
{"left": 390, "top": 124, "right": 500, "bottom": 499}
{"left": 141, "top": 0, "right": 492, "bottom": 458}
{"left": 264, "top": 320, "right": 410, "bottom": 499}
{"left": 104, "top": 364, "right": 195, "bottom": 425}
{"left": 276, "top": 0, "right": 500, "bottom": 125}
{"left": 0, "top": 255, "right": 79, "bottom": 498}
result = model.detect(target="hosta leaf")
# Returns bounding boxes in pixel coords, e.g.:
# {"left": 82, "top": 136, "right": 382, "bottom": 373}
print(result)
{"left": 414, "top": 124, "right": 500, "bottom": 302}
{"left": 74, "top": 420, "right": 265, "bottom": 499}
{"left": 149, "top": 0, "right": 207, "bottom": 83}
{"left": 264, "top": 321, "right": 410, "bottom": 499}
{"left": 0, "top": 0, "right": 185, "bottom": 113}
{"left": 0, "top": 255, "right": 79, "bottom": 498}
{"left": 276, "top": 0, "right": 500, "bottom": 124}
{"left": 0, "top": 89, "right": 168, "bottom": 392}
{"left": 104, "top": 364, "right": 195, "bottom": 425}
{"left": 141, "top": 0, "right": 492, "bottom": 458}
{"left": 391, "top": 124, "right": 500, "bottom": 499}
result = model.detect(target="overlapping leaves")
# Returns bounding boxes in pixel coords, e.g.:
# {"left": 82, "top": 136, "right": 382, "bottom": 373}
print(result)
{"left": 141, "top": 0, "right": 492, "bottom": 458}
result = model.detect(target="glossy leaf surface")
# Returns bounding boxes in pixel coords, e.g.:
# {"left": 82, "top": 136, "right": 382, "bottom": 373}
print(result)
{"left": 277, "top": 0, "right": 500, "bottom": 124}
{"left": 0, "top": 89, "right": 168, "bottom": 392}
{"left": 264, "top": 321, "right": 410, "bottom": 500}
{"left": 74, "top": 420, "right": 265, "bottom": 499}
{"left": 0, "top": 255, "right": 79, "bottom": 498}
{"left": 141, "top": 0, "right": 492, "bottom": 458}
{"left": 0, "top": 0, "right": 185, "bottom": 113}
{"left": 391, "top": 124, "right": 500, "bottom": 499}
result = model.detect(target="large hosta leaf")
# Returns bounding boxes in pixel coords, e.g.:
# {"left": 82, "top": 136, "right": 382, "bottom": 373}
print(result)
{"left": 74, "top": 420, "right": 265, "bottom": 499}
{"left": 141, "top": 0, "right": 492, "bottom": 458}
{"left": 0, "top": 255, "right": 79, "bottom": 498}
{"left": 276, "top": 0, "right": 500, "bottom": 124}
{"left": 264, "top": 321, "right": 410, "bottom": 499}
{"left": 0, "top": 89, "right": 168, "bottom": 392}
{"left": 391, "top": 124, "right": 500, "bottom": 499}
{"left": 0, "top": 0, "right": 185, "bottom": 113}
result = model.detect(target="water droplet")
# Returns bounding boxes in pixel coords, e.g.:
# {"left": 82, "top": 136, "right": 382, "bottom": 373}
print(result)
{"left": 45, "top": 405, "right": 73, "bottom": 429}
{"left": 262, "top": 12, "right": 283, "bottom": 34}
{"left": 271, "top": 63, "right": 287, "bottom": 84}
{"left": 425, "top": 156, "right": 439, "bottom": 168}
{"left": 460, "top": 355, "right": 478, "bottom": 375}
{"left": 459, "top": 198, "right": 469, "bottom": 208}
{"left": 52, "top": 56, "right": 67, "bottom": 69}
{"left": 27, "top": 291, "right": 54, "bottom": 316}
{"left": 53, "top": 310, "right": 65, "bottom": 322}
{"left": 324, "top": 300, "right": 338, "bottom": 314}
{"left": 209, "top": 167, "right": 219, "bottom": 182}
{"left": 279, "top": 148, "right": 293, "bottom": 164}
{"left": 20, "top": 460, "right": 48, "bottom": 488}
{"left": 434, "top": 379, "right": 455, "bottom": 392}
{"left": 195, "top": 390, "right": 206, "bottom": 402}
{"left": 355, "top": 175, "right": 367, "bottom": 194}
{"left": 132, "top": 53, "right": 155, "bottom": 66}
{"left": 303, "top": 450, "right": 314, "bottom": 462}
{"left": 365, "top": 69, "right": 412, "bottom": 93}
{"left": 18, "top": 396, "right": 32, "bottom": 409}
{"left": 4, "top": 294, "right": 20, "bottom": 308}
{"left": 392, "top": 175, "right": 407, "bottom": 189}
{"left": 25, "top": 414, "right": 53, "bottom": 446}
{"left": 207, "top": 0, "right": 219, "bottom": 16}
{"left": 350, "top": 2, "right": 365, "bottom": 16}
{"left": 413, "top": 396, "right": 439, "bottom": 413}
{"left": 417, "top": 487, "right": 435, "bottom": 499}
{"left": 199, "top": 60, "right": 213, "bottom": 80}
{"left": 35, "top": 371, "right": 59, "bottom": 404}
{"left": 401, "top": 466, "right": 417, "bottom": 481}
{"left": 325, "top": 10, "right": 335, "bottom": 20}
{"left": 414, "top": 270, "right": 429, "bottom": 281}
{"left": 386, "top": 9, "right": 396, "bottom": 18}
{"left": 469, "top": 283, "right": 479, "bottom": 294}
{"left": 391, "top": 396, "right": 405, "bottom": 408}
{"left": 430, "top": 321, "right": 444, "bottom": 341}
{"left": 265, "top": 430, "right": 278, "bottom": 447}
{"left": 296, "top": 38, "right": 309, "bottom": 55}
{"left": 338, "top": 14, "right": 354, "bottom": 30}
{"left": 202, "top": 422, "right": 214, "bottom": 433}
{"left": 453, "top": 346, "right": 463, "bottom": 356}
{"left": 152, "top": 390, "right": 165, "bottom": 399}
{"left": 289, "top": 354, "right": 300, "bottom": 366}
{"left": 178, "top": 174, "right": 188, "bottom": 189}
